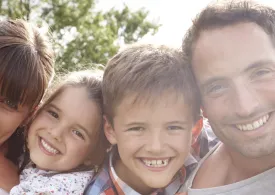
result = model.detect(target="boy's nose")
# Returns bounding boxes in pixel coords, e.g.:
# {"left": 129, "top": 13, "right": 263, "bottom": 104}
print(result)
{"left": 145, "top": 132, "right": 165, "bottom": 153}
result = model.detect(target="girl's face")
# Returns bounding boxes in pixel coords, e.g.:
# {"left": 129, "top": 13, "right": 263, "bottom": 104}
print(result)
{"left": 27, "top": 87, "right": 101, "bottom": 171}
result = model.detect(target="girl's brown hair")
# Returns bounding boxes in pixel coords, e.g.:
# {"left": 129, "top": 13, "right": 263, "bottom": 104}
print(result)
{"left": 21, "top": 70, "right": 109, "bottom": 172}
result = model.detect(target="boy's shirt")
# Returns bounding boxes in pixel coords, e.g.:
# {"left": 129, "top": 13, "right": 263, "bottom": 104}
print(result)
{"left": 84, "top": 118, "right": 218, "bottom": 195}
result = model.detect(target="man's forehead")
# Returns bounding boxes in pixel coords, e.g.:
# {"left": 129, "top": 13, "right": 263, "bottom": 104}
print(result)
{"left": 192, "top": 22, "right": 274, "bottom": 81}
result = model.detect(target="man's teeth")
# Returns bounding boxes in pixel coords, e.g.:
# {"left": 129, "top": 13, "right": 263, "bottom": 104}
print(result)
{"left": 236, "top": 114, "right": 269, "bottom": 131}
{"left": 41, "top": 139, "right": 59, "bottom": 154}
{"left": 142, "top": 159, "right": 169, "bottom": 167}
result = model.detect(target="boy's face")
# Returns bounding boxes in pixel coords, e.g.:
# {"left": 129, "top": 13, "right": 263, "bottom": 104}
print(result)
{"left": 105, "top": 93, "right": 194, "bottom": 192}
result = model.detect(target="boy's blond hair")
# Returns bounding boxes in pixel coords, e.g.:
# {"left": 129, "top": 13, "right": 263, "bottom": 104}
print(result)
{"left": 103, "top": 44, "right": 201, "bottom": 124}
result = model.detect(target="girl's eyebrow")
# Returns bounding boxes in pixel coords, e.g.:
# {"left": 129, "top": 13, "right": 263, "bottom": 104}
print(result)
{"left": 47, "top": 103, "right": 61, "bottom": 112}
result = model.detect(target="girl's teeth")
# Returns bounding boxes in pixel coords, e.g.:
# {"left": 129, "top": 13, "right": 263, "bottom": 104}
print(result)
{"left": 236, "top": 114, "right": 270, "bottom": 131}
{"left": 41, "top": 139, "right": 59, "bottom": 154}
{"left": 142, "top": 159, "right": 169, "bottom": 167}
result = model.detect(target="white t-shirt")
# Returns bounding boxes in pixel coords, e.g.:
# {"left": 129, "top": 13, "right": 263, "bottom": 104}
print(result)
{"left": 181, "top": 143, "right": 275, "bottom": 195}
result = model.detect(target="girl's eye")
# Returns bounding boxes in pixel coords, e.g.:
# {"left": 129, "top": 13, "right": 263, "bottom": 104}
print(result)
{"left": 127, "top": 127, "right": 144, "bottom": 131}
{"left": 47, "top": 110, "right": 59, "bottom": 119}
{"left": 72, "top": 130, "right": 84, "bottom": 140}
{"left": 3, "top": 99, "right": 18, "bottom": 110}
{"left": 167, "top": 126, "right": 183, "bottom": 131}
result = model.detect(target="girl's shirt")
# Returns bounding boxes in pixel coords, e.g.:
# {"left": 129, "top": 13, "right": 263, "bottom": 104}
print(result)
{"left": 10, "top": 163, "right": 94, "bottom": 195}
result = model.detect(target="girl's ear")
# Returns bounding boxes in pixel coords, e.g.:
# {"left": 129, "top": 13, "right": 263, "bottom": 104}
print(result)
{"left": 103, "top": 115, "right": 117, "bottom": 145}
{"left": 20, "top": 106, "right": 39, "bottom": 127}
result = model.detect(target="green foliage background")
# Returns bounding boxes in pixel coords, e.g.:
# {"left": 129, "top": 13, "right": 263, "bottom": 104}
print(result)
{"left": 0, "top": 0, "right": 159, "bottom": 73}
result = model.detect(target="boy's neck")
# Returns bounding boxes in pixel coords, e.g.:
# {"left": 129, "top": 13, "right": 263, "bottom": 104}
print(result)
{"left": 114, "top": 159, "right": 155, "bottom": 194}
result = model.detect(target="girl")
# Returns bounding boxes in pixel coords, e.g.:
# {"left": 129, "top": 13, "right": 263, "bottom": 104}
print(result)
{"left": 9, "top": 70, "right": 109, "bottom": 194}
{"left": 0, "top": 19, "right": 54, "bottom": 192}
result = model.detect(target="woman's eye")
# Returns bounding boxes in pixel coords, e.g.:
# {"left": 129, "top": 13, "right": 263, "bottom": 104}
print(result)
{"left": 72, "top": 130, "right": 84, "bottom": 139}
{"left": 47, "top": 110, "right": 59, "bottom": 119}
{"left": 127, "top": 127, "right": 144, "bottom": 131}
{"left": 3, "top": 99, "right": 18, "bottom": 110}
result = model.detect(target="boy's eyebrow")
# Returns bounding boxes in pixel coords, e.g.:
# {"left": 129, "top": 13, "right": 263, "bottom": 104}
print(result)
{"left": 126, "top": 122, "right": 146, "bottom": 126}
{"left": 166, "top": 121, "right": 189, "bottom": 127}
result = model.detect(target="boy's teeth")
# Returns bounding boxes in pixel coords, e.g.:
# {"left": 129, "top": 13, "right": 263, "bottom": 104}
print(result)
{"left": 236, "top": 114, "right": 269, "bottom": 131}
{"left": 142, "top": 159, "right": 169, "bottom": 167}
{"left": 41, "top": 139, "right": 59, "bottom": 154}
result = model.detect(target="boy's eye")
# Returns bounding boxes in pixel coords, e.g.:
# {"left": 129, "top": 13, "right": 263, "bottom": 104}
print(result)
{"left": 72, "top": 130, "right": 84, "bottom": 140}
{"left": 47, "top": 110, "right": 59, "bottom": 119}
{"left": 3, "top": 99, "right": 18, "bottom": 110}
{"left": 167, "top": 126, "right": 183, "bottom": 131}
{"left": 127, "top": 127, "right": 144, "bottom": 131}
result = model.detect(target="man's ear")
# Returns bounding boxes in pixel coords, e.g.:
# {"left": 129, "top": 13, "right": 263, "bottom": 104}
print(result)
{"left": 103, "top": 115, "right": 117, "bottom": 145}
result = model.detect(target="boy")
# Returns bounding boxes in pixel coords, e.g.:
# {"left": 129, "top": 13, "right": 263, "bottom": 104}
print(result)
{"left": 85, "top": 44, "right": 216, "bottom": 194}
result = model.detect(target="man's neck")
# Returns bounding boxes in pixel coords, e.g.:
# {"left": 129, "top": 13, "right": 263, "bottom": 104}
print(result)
{"left": 192, "top": 143, "right": 275, "bottom": 188}
{"left": 225, "top": 144, "right": 275, "bottom": 182}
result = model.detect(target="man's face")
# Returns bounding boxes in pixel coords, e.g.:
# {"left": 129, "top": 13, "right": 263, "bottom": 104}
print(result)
{"left": 192, "top": 22, "right": 275, "bottom": 158}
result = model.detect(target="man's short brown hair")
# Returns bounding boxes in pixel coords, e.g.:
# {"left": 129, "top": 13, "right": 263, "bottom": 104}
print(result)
{"left": 182, "top": 0, "right": 275, "bottom": 66}
{"left": 103, "top": 44, "right": 200, "bottom": 124}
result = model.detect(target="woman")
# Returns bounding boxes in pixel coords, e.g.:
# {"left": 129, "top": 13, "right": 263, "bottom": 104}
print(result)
{"left": 0, "top": 19, "right": 54, "bottom": 192}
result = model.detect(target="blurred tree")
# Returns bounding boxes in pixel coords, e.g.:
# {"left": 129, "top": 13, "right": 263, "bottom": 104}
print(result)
{"left": 0, "top": 0, "right": 159, "bottom": 73}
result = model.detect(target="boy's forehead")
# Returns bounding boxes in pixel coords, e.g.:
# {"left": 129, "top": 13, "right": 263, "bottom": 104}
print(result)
{"left": 114, "top": 92, "right": 190, "bottom": 117}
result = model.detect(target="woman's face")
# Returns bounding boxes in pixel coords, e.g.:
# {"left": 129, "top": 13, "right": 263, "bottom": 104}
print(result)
{"left": 0, "top": 97, "right": 30, "bottom": 145}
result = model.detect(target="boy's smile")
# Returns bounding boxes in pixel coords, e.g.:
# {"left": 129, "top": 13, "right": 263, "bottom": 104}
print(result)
{"left": 105, "top": 93, "right": 195, "bottom": 194}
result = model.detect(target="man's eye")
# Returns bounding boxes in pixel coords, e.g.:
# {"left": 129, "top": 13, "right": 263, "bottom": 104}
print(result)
{"left": 4, "top": 99, "right": 18, "bottom": 110}
{"left": 253, "top": 69, "right": 272, "bottom": 77}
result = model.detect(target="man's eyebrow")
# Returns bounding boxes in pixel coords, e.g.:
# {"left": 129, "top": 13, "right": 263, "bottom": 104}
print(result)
{"left": 200, "top": 60, "right": 275, "bottom": 90}
{"left": 242, "top": 60, "right": 275, "bottom": 73}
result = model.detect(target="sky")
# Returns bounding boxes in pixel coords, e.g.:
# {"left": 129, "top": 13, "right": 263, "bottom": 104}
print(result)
{"left": 97, "top": 0, "right": 275, "bottom": 48}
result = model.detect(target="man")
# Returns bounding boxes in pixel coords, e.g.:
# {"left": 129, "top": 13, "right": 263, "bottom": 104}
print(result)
{"left": 180, "top": 1, "right": 275, "bottom": 194}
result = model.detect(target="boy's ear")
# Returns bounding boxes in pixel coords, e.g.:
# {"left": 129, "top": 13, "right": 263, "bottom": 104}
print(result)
{"left": 103, "top": 115, "right": 117, "bottom": 145}
{"left": 191, "top": 117, "right": 203, "bottom": 145}
{"left": 201, "top": 107, "right": 208, "bottom": 118}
